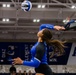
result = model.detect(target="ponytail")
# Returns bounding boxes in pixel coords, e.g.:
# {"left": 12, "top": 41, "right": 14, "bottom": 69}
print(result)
{"left": 41, "top": 28, "right": 66, "bottom": 56}
{"left": 46, "top": 39, "right": 66, "bottom": 55}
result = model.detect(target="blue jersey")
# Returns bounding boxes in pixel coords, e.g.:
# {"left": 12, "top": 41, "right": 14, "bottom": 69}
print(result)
{"left": 31, "top": 42, "right": 47, "bottom": 64}
{"left": 65, "top": 20, "right": 75, "bottom": 29}
{"left": 23, "top": 24, "right": 54, "bottom": 68}
{"left": 66, "top": 19, "right": 75, "bottom": 25}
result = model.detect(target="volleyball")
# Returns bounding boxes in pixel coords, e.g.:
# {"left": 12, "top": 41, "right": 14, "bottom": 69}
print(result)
{"left": 21, "top": 0, "right": 32, "bottom": 12}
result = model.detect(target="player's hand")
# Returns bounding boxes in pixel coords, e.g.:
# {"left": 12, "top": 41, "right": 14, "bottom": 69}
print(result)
{"left": 13, "top": 57, "right": 23, "bottom": 65}
{"left": 54, "top": 26, "right": 65, "bottom": 30}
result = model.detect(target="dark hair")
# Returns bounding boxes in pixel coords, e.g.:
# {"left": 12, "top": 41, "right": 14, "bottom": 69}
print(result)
{"left": 41, "top": 28, "right": 66, "bottom": 55}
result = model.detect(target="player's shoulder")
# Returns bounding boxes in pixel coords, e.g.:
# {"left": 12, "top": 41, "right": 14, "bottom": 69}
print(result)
{"left": 36, "top": 42, "right": 45, "bottom": 50}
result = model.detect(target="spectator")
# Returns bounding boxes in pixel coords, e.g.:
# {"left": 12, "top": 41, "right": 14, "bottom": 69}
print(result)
{"left": 17, "top": 70, "right": 22, "bottom": 75}
{"left": 11, "top": 71, "right": 17, "bottom": 75}
{"left": 0, "top": 65, "right": 6, "bottom": 73}
{"left": 22, "top": 71, "right": 27, "bottom": 75}
{"left": 27, "top": 70, "right": 32, "bottom": 75}
{"left": 16, "top": 66, "right": 23, "bottom": 73}
{"left": 9, "top": 64, "right": 16, "bottom": 74}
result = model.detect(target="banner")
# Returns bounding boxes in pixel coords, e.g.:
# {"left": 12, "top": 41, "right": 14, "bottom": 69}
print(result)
{"left": 47, "top": 43, "right": 72, "bottom": 65}
{"left": 0, "top": 42, "right": 35, "bottom": 64}
{"left": 67, "top": 43, "right": 76, "bottom": 65}
{"left": 0, "top": 42, "right": 73, "bottom": 65}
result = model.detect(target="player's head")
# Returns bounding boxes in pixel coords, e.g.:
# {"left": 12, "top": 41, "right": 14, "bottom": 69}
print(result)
{"left": 37, "top": 28, "right": 52, "bottom": 41}
{"left": 42, "top": 29, "right": 52, "bottom": 41}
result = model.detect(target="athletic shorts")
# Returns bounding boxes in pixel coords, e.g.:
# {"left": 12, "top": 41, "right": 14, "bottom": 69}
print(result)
{"left": 35, "top": 64, "right": 53, "bottom": 75}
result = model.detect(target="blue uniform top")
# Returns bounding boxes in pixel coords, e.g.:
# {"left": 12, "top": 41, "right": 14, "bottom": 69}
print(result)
{"left": 65, "top": 19, "right": 75, "bottom": 29}
{"left": 66, "top": 19, "right": 75, "bottom": 25}
{"left": 23, "top": 24, "right": 54, "bottom": 68}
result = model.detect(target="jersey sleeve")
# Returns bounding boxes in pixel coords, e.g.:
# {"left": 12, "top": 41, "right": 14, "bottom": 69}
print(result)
{"left": 39, "top": 24, "right": 54, "bottom": 30}
{"left": 22, "top": 57, "right": 40, "bottom": 68}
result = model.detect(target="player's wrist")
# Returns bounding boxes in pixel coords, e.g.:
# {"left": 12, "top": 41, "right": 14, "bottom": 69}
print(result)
{"left": 54, "top": 26, "right": 58, "bottom": 30}
{"left": 21, "top": 60, "right": 24, "bottom": 64}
